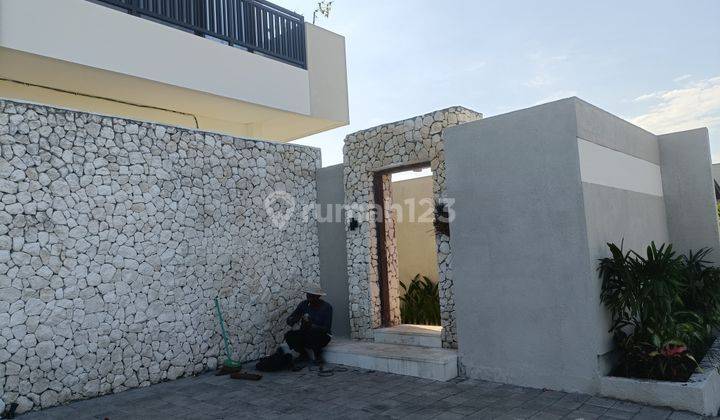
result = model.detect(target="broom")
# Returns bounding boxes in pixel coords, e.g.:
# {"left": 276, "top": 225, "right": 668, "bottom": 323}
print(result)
{"left": 214, "top": 297, "right": 262, "bottom": 380}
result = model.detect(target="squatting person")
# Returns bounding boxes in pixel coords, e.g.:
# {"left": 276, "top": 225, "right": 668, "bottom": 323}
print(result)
{"left": 284, "top": 286, "right": 333, "bottom": 363}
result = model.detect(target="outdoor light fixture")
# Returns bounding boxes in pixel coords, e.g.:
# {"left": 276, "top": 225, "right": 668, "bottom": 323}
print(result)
{"left": 349, "top": 217, "right": 359, "bottom": 231}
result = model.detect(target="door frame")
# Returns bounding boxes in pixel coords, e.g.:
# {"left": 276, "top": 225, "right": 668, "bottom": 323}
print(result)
{"left": 372, "top": 162, "right": 431, "bottom": 327}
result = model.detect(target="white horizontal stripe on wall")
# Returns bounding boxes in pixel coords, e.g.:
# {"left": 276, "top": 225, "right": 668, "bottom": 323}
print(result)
{"left": 577, "top": 138, "right": 663, "bottom": 197}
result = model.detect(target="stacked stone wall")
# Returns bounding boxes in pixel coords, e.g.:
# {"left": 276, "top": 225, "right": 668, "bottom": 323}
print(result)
{"left": 0, "top": 99, "right": 320, "bottom": 412}
{"left": 343, "top": 107, "right": 482, "bottom": 347}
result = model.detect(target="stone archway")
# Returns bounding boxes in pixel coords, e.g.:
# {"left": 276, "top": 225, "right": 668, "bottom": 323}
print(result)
{"left": 343, "top": 107, "right": 482, "bottom": 348}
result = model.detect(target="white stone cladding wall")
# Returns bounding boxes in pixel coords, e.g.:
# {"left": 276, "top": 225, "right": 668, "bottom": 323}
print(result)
{"left": 0, "top": 99, "right": 320, "bottom": 413}
{"left": 381, "top": 174, "right": 401, "bottom": 325}
{"left": 343, "top": 107, "right": 482, "bottom": 347}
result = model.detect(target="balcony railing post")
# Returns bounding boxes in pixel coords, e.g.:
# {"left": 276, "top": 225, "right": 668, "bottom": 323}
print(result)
{"left": 243, "top": 0, "right": 255, "bottom": 52}
{"left": 194, "top": 0, "right": 207, "bottom": 36}
{"left": 298, "top": 18, "right": 306, "bottom": 68}
{"left": 128, "top": 0, "right": 140, "bottom": 16}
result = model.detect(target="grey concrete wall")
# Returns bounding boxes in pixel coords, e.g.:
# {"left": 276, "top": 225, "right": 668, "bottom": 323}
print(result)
{"left": 445, "top": 96, "right": 718, "bottom": 394}
{"left": 582, "top": 183, "right": 670, "bottom": 365}
{"left": 444, "top": 98, "right": 600, "bottom": 393}
{"left": 581, "top": 185, "right": 669, "bottom": 268}
{"left": 574, "top": 99, "right": 671, "bottom": 363}
{"left": 574, "top": 98, "right": 660, "bottom": 163}
{"left": 316, "top": 164, "right": 350, "bottom": 338}
{"left": 659, "top": 128, "right": 720, "bottom": 261}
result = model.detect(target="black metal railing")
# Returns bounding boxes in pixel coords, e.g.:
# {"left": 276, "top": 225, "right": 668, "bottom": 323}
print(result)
{"left": 91, "top": 0, "right": 306, "bottom": 68}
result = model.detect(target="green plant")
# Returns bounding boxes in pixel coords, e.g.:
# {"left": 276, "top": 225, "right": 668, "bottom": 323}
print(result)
{"left": 681, "top": 248, "right": 720, "bottom": 336}
{"left": 400, "top": 274, "right": 440, "bottom": 325}
{"left": 598, "top": 242, "right": 705, "bottom": 381}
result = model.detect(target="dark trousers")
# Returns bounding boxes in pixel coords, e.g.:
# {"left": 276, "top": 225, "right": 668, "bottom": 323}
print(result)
{"left": 285, "top": 329, "right": 331, "bottom": 356}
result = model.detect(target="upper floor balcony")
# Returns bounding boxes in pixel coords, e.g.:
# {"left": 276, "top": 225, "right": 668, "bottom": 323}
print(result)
{"left": 0, "top": 0, "right": 349, "bottom": 142}
{"left": 92, "top": 0, "right": 308, "bottom": 68}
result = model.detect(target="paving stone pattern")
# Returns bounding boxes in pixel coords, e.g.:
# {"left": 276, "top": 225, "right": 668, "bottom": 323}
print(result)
{"left": 17, "top": 366, "right": 708, "bottom": 419}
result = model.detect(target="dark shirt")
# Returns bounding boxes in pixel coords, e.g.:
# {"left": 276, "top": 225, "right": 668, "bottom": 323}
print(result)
{"left": 287, "top": 300, "right": 333, "bottom": 334}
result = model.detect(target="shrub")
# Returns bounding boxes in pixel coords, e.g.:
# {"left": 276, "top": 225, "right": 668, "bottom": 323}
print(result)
{"left": 680, "top": 248, "right": 720, "bottom": 334}
{"left": 598, "top": 242, "right": 720, "bottom": 381}
{"left": 400, "top": 274, "right": 441, "bottom": 325}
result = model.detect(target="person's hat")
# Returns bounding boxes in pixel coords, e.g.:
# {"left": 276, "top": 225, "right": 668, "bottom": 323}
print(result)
{"left": 303, "top": 285, "right": 326, "bottom": 296}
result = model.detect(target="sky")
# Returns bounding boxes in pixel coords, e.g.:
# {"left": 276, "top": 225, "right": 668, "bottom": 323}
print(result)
{"left": 276, "top": 0, "right": 720, "bottom": 167}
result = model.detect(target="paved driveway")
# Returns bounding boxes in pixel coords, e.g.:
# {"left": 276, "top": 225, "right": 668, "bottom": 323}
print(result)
{"left": 17, "top": 365, "right": 706, "bottom": 419}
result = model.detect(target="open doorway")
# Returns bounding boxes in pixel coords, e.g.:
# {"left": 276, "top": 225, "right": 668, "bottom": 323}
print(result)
{"left": 374, "top": 163, "right": 441, "bottom": 328}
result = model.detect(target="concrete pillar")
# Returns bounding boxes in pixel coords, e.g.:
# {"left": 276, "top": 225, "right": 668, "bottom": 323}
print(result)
{"left": 658, "top": 128, "right": 720, "bottom": 261}
{"left": 317, "top": 164, "right": 351, "bottom": 338}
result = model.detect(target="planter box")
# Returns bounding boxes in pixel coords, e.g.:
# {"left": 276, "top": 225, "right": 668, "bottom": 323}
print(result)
{"left": 600, "top": 338, "right": 720, "bottom": 416}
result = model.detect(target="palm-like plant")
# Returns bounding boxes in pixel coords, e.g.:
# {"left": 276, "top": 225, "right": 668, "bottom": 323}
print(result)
{"left": 400, "top": 274, "right": 441, "bottom": 325}
{"left": 599, "top": 242, "right": 683, "bottom": 339}
{"left": 681, "top": 248, "right": 720, "bottom": 335}
{"left": 598, "top": 242, "right": 704, "bottom": 381}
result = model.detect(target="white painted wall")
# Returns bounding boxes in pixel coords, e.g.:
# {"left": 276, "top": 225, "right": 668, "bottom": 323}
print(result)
{"left": 0, "top": 0, "right": 349, "bottom": 141}
{"left": 0, "top": 0, "right": 310, "bottom": 115}
{"left": 391, "top": 176, "right": 440, "bottom": 289}
{"left": 306, "top": 24, "right": 349, "bottom": 126}
{"left": 577, "top": 138, "right": 664, "bottom": 197}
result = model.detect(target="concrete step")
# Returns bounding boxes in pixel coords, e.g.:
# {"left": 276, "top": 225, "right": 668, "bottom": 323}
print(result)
{"left": 323, "top": 339, "right": 458, "bottom": 381}
{"left": 373, "top": 324, "right": 443, "bottom": 348}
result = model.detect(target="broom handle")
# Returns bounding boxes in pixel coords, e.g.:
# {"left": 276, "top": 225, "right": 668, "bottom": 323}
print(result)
{"left": 214, "top": 297, "right": 233, "bottom": 360}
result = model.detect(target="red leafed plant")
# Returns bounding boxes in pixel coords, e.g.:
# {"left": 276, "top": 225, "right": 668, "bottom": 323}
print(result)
{"left": 660, "top": 344, "right": 686, "bottom": 358}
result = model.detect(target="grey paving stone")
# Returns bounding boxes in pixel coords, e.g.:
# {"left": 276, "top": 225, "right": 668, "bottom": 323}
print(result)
{"left": 667, "top": 411, "right": 705, "bottom": 420}
{"left": 434, "top": 412, "right": 466, "bottom": 420}
{"left": 541, "top": 405, "right": 577, "bottom": 417}
{"left": 379, "top": 404, "right": 423, "bottom": 419}
{"left": 506, "top": 406, "right": 542, "bottom": 418}
{"left": 530, "top": 412, "right": 564, "bottom": 420}
{"left": 578, "top": 404, "right": 610, "bottom": 415}
{"left": 559, "top": 393, "right": 593, "bottom": 403}
{"left": 602, "top": 408, "right": 636, "bottom": 419}
{"left": 566, "top": 409, "right": 603, "bottom": 419}
{"left": 475, "top": 407, "right": 514, "bottom": 418}
{"left": 521, "top": 399, "right": 556, "bottom": 411}
{"left": 551, "top": 399, "right": 584, "bottom": 411}
{"left": 404, "top": 407, "right": 448, "bottom": 419}
{"left": 448, "top": 404, "right": 482, "bottom": 416}
{"left": 632, "top": 406, "right": 673, "bottom": 419}
{"left": 612, "top": 401, "right": 644, "bottom": 413}
{"left": 585, "top": 397, "right": 618, "bottom": 409}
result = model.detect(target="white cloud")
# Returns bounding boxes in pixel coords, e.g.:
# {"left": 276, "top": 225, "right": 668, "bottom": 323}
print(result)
{"left": 630, "top": 76, "right": 720, "bottom": 135}
{"left": 633, "top": 92, "right": 660, "bottom": 102}
{"left": 524, "top": 51, "right": 569, "bottom": 88}
{"left": 525, "top": 75, "right": 550, "bottom": 87}
{"left": 673, "top": 74, "right": 692, "bottom": 83}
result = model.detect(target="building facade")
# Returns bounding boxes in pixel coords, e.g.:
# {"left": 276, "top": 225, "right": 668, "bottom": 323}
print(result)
{"left": 0, "top": 0, "right": 349, "bottom": 413}
{"left": 0, "top": 0, "right": 348, "bottom": 141}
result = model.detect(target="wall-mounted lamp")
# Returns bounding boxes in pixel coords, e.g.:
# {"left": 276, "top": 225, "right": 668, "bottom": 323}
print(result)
{"left": 348, "top": 218, "right": 359, "bottom": 231}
